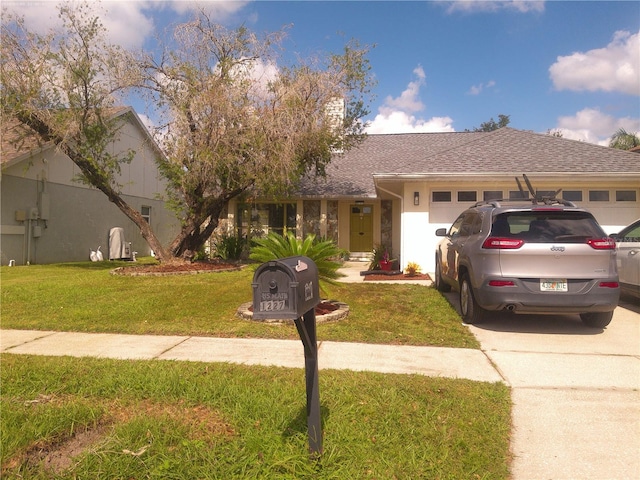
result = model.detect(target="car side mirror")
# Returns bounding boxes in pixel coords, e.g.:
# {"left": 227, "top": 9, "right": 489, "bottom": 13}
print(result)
{"left": 435, "top": 228, "right": 447, "bottom": 237}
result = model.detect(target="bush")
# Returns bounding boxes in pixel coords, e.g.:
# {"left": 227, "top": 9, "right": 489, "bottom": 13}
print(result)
{"left": 249, "top": 231, "right": 346, "bottom": 285}
{"left": 213, "top": 234, "right": 247, "bottom": 261}
{"left": 405, "top": 262, "right": 421, "bottom": 276}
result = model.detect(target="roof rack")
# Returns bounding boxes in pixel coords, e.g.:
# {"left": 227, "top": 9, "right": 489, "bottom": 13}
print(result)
{"left": 472, "top": 175, "right": 577, "bottom": 208}
{"left": 473, "top": 197, "right": 577, "bottom": 208}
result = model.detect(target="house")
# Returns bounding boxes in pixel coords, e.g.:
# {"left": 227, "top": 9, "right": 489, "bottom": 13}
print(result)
{"left": 227, "top": 128, "right": 640, "bottom": 273}
{"left": 1, "top": 107, "right": 179, "bottom": 265}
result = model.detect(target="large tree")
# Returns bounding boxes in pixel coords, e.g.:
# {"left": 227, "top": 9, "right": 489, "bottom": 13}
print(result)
{"left": 1, "top": 3, "right": 374, "bottom": 262}
{"left": 136, "top": 12, "right": 374, "bottom": 259}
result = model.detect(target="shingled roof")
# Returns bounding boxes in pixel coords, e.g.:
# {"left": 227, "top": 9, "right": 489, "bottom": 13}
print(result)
{"left": 298, "top": 128, "right": 640, "bottom": 197}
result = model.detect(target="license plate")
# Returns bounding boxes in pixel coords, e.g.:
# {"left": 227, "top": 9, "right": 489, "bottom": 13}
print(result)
{"left": 540, "top": 279, "right": 568, "bottom": 292}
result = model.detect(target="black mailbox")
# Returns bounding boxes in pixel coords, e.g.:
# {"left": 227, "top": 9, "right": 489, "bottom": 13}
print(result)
{"left": 252, "top": 255, "right": 324, "bottom": 456}
{"left": 252, "top": 256, "right": 320, "bottom": 321}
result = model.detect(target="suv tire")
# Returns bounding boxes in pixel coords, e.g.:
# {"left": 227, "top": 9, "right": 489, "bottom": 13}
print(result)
{"left": 580, "top": 311, "right": 613, "bottom": 329}
{"left": 435, "top": 256, "right": 451, "bottom": 292}
{"left": 460, "top": 274, "right": 486, "bottom": 324}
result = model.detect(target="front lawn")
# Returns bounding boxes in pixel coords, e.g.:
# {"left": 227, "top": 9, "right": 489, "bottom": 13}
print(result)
{"left": 1, "top": 354, "right": 511, "bottom": 479}
{"left": 1, "top": 260, "right": 477, "bottom": 348}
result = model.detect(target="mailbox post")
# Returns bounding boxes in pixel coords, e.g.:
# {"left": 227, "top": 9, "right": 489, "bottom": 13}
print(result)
{"left": 252, "top": 256, "right": 323, "bottom": 456}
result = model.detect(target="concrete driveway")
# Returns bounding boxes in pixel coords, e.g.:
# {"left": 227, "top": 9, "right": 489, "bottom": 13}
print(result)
{"left": 445, "top": 293, "right": 640, "bottom": 480}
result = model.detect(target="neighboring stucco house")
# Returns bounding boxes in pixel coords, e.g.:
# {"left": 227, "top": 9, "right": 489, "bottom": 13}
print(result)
{"left": 227, "top": 127, "right": 640, "bottom": 273}
{"left": 1, "top": 107, "right": 178, "bottom": 265}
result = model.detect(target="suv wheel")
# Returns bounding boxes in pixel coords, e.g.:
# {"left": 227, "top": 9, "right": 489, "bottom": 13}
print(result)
{"left": 580, "top": 311, "right": 613, "bottom": 329}
{"left": 460, "top": 274, "right": 486, "bottom": 324}
{"left": 435, "top": 256, "right": 451, "bottom": 292}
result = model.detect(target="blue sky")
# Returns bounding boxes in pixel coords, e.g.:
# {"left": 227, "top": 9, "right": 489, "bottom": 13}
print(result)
{"left": 6, "top": 0, "right": 640, "bottom": 145}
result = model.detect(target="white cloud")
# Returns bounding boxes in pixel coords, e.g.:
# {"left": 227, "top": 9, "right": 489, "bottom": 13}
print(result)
{"left": 168, "top": 0, "right": 249, "bottom": 18}
{"left": 549, "top": 30, "right": 640, "bottom": 96}
{"left": 380, "top": 66, "right": 426, "bottom": 114}
{"left": 443, "top": 1, "right": 545, "bottom": 14}
{"left": 467, "top": 80, "right": 496, "bottom": 95}
{"left": 366, "top": 66, "right": 455, "bottom": 134}
{"left": 2, "top": 0, "right": 249, "bottom": 50}
{"left": 553, "top": 108, "right": 640, "bottom": 146}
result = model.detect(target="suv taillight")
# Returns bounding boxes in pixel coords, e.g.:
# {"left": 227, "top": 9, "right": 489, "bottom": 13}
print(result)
{"left": 482, "top": 237, "right": 525, "bottom": 249}
{"left": 587, "top": 238, "right": 616, "bottom": 250}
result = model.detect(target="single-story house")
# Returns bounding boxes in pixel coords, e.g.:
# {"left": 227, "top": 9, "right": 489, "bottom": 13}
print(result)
{"left": 227, "top": 127, "right": 640, "bottom": 273}
{"left": 1, "top": 107, "right": 178, "bottom": 265}
{"left": 3, "top": 113, "right": 639, "bottom": 272}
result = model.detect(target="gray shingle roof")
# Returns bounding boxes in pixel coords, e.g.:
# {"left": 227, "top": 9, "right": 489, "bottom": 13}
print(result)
{"left": 298, "top": 128, "right": 640, "bottom": 197}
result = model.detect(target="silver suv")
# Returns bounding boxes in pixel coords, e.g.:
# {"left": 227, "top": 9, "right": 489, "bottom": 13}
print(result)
{"left": 435, "top": 197, "right": 620, "bottom": 328}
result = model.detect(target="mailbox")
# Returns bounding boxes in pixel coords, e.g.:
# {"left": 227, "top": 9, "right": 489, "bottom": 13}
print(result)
{"left": 252, "top": 256, "right": 320, "bottom": 321}
{"left": 251, "top": 255, "right": 324, "bottom": 456}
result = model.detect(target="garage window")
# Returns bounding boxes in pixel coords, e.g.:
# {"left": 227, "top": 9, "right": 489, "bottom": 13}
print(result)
{"left": 616, "top": 190, "right": 636, "bottom": 202}
{"left": 458, "top": 191, "right": 477, "bottom": 202}
{"left": 483, "top": 191, "right": 502, "bottom": 201}
{"left": 589, "top": 190, "right": 609, "bottom": 202}
{"left": 563, "top": 190, "right": 582, "bottom": 202}
{"left": 432, "top": 191, "right": 451, "bottom": 202}
{"left": 509, "top": 190, "right": 529, "bottom": 199}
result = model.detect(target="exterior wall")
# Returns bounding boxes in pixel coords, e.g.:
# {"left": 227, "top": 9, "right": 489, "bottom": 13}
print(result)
{"left": 1, "top": 117, "right": 179, "bottom": 265}
{"left": 1, "top": 174, "right": 177, "bottom": 265}
{"left": 399, "top": 177, "right": 640, "bottom": 274}
{"left": 226, "top": 197, "right": 384, "bottom": 258}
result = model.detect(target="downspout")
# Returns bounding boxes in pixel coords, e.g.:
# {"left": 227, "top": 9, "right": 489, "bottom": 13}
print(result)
{"left": 375, "top": 185, "right": 405, "bottom": 270}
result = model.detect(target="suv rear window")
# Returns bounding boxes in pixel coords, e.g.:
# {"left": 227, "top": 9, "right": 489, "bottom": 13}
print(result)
{"left": 491, "top": 211, "right": 605, "bottom": 243}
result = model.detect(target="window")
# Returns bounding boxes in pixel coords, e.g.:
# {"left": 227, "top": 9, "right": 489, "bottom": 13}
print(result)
{"left": 537, "top": 190, "right": 557, "bottom": 199}
{"left": 563, "top": 190, "right": 582, "bottom": 202}
{"left": 589, "top": 190, "right": 609, "bottom": 202}
{"left": 616, "top": 190, "right": 637, "bottom": 202}
{"left": 509, "top": 190, "right": 529, "bottom": 199}
{"left": 458, "top": 191, "right": 477, "bottom": 202}
{"left": 141, "top": 206, "right": 151, "bottom": 223}
{"left": 432, "top": 191, "right": 451, "bottom": 202}
{"left": 237, "top": 203, "right": 297, "bottom": 236}
{"left": 483, "top": 191, "right": 502, "bottom": 201}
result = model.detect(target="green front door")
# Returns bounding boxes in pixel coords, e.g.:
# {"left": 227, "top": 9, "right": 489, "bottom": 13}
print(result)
{"left": 350, "top": 205, "right": 373, "bottom": 252}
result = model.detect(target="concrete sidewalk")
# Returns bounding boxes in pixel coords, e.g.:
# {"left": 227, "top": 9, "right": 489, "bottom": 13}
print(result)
{"left": 0, "top": 329, "right": 502, "bottom": 383}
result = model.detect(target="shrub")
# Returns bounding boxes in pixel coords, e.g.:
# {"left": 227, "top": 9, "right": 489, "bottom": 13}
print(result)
{"left": 369, "top": 244, "right": 394, "bottom": 270}
{"left": 249, "top": 231, "right": 346, "bottom": 285}
{"left": 214, "top": 234, "right": 247, "bottom": 261}
{"left": 405, "top": 261, "right": 421, "bottom": 276}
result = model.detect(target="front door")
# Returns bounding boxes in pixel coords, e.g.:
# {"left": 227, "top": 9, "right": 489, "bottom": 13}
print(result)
{"left": 350, "top": 205, "right": 373, "bottom": 252}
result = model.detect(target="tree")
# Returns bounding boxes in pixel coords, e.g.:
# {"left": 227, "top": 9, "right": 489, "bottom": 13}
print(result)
{"left": 1, "top": 3, "right": 375, "bottom": 262}
{"left": 135, "top": 11, "right": 374, "bottom": 260}
{"left": 609, "top": 128, "right": 640, "bottom": 150}
{"left": 546, "top": 129, "right": 563, "bottom": 138}
{"left": 466, "top": 114, "right": 510, "bottom": 132}
{"left": 1, "top": 3, "right": 171, "bottom": 260}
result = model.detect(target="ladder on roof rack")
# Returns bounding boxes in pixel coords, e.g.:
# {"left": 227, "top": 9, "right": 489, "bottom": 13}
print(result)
{"left": 472, "top": 175, "right": 576, "bottom": 208}
{"left": 515, "top": 174, "right": 576, "bottom": 206}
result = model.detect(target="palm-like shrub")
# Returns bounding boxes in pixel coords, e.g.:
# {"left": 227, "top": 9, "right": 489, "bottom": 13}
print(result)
{"left": 249, "top": 232, "right": 346, "bottom": 285}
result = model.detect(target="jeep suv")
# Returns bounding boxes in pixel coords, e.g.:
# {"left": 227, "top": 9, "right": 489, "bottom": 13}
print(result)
{"left": 435, "top": 198, "right": 619, "bottom": 328}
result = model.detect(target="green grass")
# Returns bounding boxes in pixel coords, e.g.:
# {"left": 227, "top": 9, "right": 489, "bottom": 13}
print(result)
{"left": 1, "top": 260, "right": 477, "bottom": 348}
{"left": 0, "top": 261, "right": 509, "bottom": 478}
{"left": 1, "top": 354, "right": 511, "bottom": 479}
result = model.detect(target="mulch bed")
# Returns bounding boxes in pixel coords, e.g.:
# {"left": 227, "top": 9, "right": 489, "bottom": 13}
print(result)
{"left": 112, "top": 260, "right": 243, "bottom": 276}
{"left": 363, "top": 272, "right": 431, "bottom": 281}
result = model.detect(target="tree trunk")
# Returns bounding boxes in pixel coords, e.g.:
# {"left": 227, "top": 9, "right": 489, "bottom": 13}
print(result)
{"left": 169, "top": 206, "right": 225, "bottom": 261}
